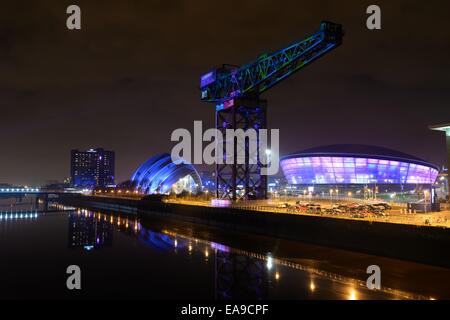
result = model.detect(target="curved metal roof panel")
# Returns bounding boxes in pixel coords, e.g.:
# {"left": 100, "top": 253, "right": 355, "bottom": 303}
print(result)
{"left": 131, "top": 154, "right": 202, "bottom": 194}
{"left": 280, "top": 145, "right": 439, "bottom": 185}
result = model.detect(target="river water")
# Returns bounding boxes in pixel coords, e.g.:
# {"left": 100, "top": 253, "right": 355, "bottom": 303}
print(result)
{"left": 0, "top": 205, "right": 449, "bottom": 300}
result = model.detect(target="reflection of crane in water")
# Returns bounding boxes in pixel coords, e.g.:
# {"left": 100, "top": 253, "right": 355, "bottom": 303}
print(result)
{"left": 138, "top": 229, "right": 189, "bottom": 251}
{"left": 142, "top": 229, "right": 430, "bottom": 300}
{"left": 81, "top": 211, "right": 430, "bottom": 300}
{"left": 137, "top": 227, "right": 269, "bottom": 299}
{"left": 214, "top": 250, "right": 268, "bottom": 300}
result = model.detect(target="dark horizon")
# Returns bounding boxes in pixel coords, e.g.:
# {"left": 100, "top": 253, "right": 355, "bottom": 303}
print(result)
{"left": 1, "top": 0, "right": 450, "bottom": 185}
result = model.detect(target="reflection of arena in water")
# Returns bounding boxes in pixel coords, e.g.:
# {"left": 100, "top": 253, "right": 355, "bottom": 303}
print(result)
{"left": 136, "top": 227, "right": 269, "bottom": 299}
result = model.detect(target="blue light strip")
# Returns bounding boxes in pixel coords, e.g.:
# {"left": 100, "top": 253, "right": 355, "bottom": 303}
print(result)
{"left": 281, "top": 156, "right": 439, "bottom": 185}
{"left": 0, "top": 188, "right": 40, "bottom": 193}
{"left": 0, "top": 212, "right": 39, "bottom": 220}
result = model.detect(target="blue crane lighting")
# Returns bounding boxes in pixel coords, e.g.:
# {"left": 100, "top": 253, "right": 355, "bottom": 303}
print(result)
{"left": 199, "top": 21, "right": 343, "bottom": 200}
{"left": 200, "top": 21, "right": 343, "bottom": 103}
{"left": 281, "top": 145, "right": 439, "bottom": 185}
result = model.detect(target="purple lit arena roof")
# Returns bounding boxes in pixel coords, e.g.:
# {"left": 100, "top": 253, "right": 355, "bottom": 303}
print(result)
{"left": 280, "top": 145, "right": 439, "bottom": 185}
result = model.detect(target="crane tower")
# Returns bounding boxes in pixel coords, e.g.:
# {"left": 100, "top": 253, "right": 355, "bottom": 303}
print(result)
{"left": 200, "top": 21, "right": 343, "bottom": 201}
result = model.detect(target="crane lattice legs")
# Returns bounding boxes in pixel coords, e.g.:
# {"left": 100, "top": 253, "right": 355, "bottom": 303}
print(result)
{"left": 215, "top": 98, "right": 267, "bottom": 201}
{"left": 202, "top": 22, "right": 343, "bottom": 201}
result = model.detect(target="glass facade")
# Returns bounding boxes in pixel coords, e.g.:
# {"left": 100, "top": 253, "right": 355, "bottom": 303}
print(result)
{"left": 281, "top": 156, "right": 439, "bottom": 185}
{"left": 71, "top": 148, "right": 115, "bottom": 188}
{"left": 131, "top": 154, "right": 202, "bottom": 195}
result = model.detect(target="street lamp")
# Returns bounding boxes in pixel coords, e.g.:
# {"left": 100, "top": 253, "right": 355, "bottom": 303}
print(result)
{"left": 329, "top": 189, "right": 334, "bottom": 204}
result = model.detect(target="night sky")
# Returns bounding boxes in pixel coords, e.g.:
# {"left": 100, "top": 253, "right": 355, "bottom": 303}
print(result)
{"left": 1, "top": 0, "right": 450, "bottom": 185}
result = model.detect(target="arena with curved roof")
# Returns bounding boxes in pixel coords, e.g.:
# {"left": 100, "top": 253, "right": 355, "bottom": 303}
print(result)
{"left": 280, "top": 145, "right": 439, "bottom": 186}
{"left": 131, "top": 154, "right": 202, "bottom": 195}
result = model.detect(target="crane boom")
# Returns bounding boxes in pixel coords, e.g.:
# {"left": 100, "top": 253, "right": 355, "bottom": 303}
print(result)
{"left": 201, "top": 21, "right": 343, "bottom": 201}
{"left": 200, "top": 21, "right": 343, "bottom": 103}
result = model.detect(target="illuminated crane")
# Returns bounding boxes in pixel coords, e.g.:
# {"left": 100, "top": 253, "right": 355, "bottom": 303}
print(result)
{"left": 200, "top": 21, "right": 343, "bottom": 200}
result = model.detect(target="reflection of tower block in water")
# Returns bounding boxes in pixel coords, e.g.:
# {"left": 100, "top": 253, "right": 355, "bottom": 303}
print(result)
{"left": 214, "top": 250, "right": 268, "bottom": 300}
{"left": 68, "top": 213, "right": 113, "bottom": 249}
{"left": 201, "top": 23, "right": 343, "bottom": 201}
{"left": 216, "top": 97, "right": 268, "bottom": 201}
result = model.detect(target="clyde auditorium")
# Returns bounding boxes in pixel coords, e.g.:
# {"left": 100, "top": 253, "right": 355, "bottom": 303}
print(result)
{"left": 280, "top": 145, "right": 439, "bottom": 191}
{"left": 130, "top": 154, "right": 202, "bottom": 195}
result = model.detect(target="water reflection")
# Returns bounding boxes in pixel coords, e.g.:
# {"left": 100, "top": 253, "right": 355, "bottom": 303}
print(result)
{"left": 215, "top": 250, "right": 269, "bottom": 299}
{"left": 65, "top": 210, "right": 431, "bottom": 300}
{"left": 69, "top": 209, "right": 113, "bottom": 250}
{"left": 348, "top": 287, "right": 358, "bottom": 300}
{"left": 0, "top": 196, "right": 74, "bottom": 213}
{"left": 70, "top": 211, "right": 273, "bottom": 299}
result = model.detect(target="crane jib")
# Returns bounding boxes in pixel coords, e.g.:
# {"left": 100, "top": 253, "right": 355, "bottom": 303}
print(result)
{"left": 200, "top": 21, "right": 343, "bottom": 104}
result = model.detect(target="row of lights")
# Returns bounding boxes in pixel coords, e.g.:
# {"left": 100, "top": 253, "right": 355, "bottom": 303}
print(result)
{"left": 138, "top": 223, "right": 438, "bottom": 299}
{"left": 144, "top": 228, "right": 373, "bottom": 299}
{"left": 0, "top": 213, "right": 39, "bottom": 220}
{"left": 266, "top": 253, "right": 361, "bottom": 298}
{"left": 0, "top": 188, "right": 40, "bottom": 193}
{"left": 76, "top": 210, "right": 141, "bottom": 232}
{"left": 169, "top": 235, "right": 284, "bottom": 282}
{"left": 95, "top": 190, "right": 139, "bottom": 194}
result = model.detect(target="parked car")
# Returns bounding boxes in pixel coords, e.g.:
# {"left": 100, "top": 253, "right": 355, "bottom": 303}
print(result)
{"left": 306, "top": 205, "right": 321, "bottom": 214}
{"left": 374, "top": 202, "right": 392, "bottom": 210}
